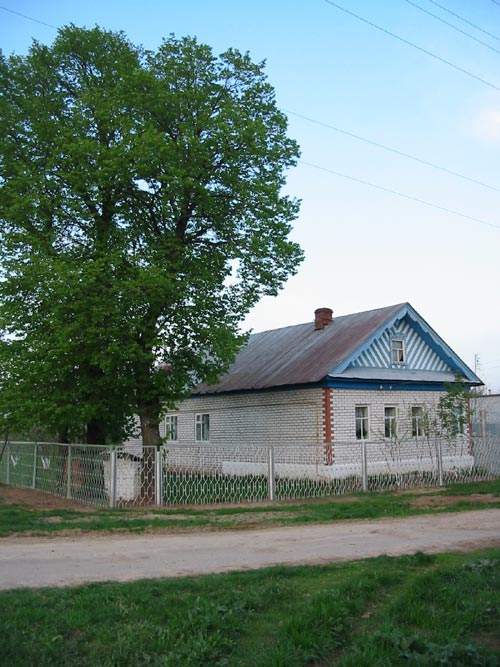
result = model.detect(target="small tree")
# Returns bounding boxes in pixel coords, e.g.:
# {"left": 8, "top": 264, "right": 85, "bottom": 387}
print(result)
{"left": 0, "top": 27, "right": 303, "bottom": 446}
{"left": 437, "top": 378, "right": 472, "bottom": 441}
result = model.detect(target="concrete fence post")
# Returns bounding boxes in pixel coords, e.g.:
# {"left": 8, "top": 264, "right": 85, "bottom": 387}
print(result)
{"left": 32, "top": 442, "right": 38, "bottom": 489}
{"left": 361, "top": 440, "right": 369, "bottom": 492}
{"left": 6, "top": 442, "right": 10, "bottom": 485}
{"left": 480, "top": 410, "right": 487, "bottom": 437}
{"left": 66, "top": 444, "right": 72, "bottom": 500}
{"left": 109, "top": 447, "right": 117, "bottom": 508}
{"left": 437, "top": 439, "right": 444, "bottom": 487}
{"left": 155, "top": 446, "right": 164, "bottom": 507}
{"left": 268, "top": 446, "right": 276, "bottom": 501}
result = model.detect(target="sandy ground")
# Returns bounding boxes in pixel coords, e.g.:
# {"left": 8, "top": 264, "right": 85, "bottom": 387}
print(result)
{"left": 0, "top": 485, "right": 98, "bottom": 511}
{"left": 1, "top": 509, "right": 499, "bottom": 590}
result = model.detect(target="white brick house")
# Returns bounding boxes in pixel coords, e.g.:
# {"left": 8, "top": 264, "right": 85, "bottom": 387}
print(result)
{"left": 129, "top": 303, "right": 482, "bottom": 475}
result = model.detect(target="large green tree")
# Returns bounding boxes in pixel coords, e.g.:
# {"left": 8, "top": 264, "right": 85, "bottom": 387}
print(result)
{"left": 0, "top": 26, "right": 302, "bottom": 445}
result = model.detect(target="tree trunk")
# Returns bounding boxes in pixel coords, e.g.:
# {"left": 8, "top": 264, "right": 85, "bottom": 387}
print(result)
{"left": 86, "top": 418, "right": 107, "bottom": 445}
{"left": 138, "top": 400, "right": 162, "bottom": 502}
{"left": 58, "top": 428, "right": 70, "bottom": 444}
{"left": 139, "top": 404, "right": 162, "bottom": 446}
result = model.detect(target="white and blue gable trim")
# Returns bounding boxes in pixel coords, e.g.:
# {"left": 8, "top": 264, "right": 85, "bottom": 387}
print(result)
{"left": 351, "top": 319, "right": 450, "bottom": 372}
{"left": 328, "top": 303, "right": 481, "bottom": 385}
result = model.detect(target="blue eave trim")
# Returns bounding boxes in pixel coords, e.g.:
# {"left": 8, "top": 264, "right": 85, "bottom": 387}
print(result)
{"left": 189, "top": 373, "right": 479, "bottom": 399}
{"left": 322, "top": 377, "right": 460, "bottom": 391}
{"left": 403, "top": 304, "right": 481, "bottom": 383}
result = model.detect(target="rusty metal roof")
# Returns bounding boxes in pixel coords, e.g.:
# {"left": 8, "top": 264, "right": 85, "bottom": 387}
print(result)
{"left": 194, "top": 302, "right": 408, "bottom": 394}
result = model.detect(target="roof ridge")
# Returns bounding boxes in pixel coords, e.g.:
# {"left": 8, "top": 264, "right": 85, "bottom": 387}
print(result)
{"left": 247, "top": 302, "right": 408, "bottom": 337}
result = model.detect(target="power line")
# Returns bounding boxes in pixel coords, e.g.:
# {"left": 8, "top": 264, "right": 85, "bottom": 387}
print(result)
{"left": 285, "top": 109, "right": 500, "bottom": 194}
{"left": 323, "top": 0, "right": 500, "bottom": 92}
{"left": 299, "top": 159, "right": 500, "bottom": 231}
{"left": 0, "top": 5, "right": 58, "bottom": 30}
{"left": 6, "top": 0, "right": 500, "bottom": 95}
{"left": 427, "top": 0, "right": 500, "bottom": 43}
{"left": 404, "top": 0, "right": 500, "bottom": 56}
{"left": 4, "top": 0, "right": 500, "bottom": 226}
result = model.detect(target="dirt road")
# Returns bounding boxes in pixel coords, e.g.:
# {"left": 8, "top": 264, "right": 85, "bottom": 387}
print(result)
{"left": 1, "top": 509, "right": 499, "bottom": 590}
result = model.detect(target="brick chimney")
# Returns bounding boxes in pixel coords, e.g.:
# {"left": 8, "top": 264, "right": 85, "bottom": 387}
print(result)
{"left": 314, "top": 307, "right": 333, "bottom": 330}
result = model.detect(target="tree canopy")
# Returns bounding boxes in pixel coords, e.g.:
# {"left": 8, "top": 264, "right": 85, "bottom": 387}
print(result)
{"left": 0, "top": 26, "right": 303, "bottom": 444}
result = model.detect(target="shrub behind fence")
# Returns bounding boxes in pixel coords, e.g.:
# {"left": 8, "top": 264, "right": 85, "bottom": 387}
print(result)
{"left": 0, "top": 437, "right": 499, "bottom": 508}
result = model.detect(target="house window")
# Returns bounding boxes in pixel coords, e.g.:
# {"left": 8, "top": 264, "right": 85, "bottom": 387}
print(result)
{"left": 391, "top": 338, "right": 406, "bottom": 365}
{"left": 195, "top": 413, "right": 210, "bottom": 441}
{"left": 355, "top": 406, "right": 369, "bottom": 440}
{"left": 454, "top": 405, "right": 467, "bottom": 435}
{"left": 164, "top": 415, "right": 178, "bottom": 441}
{"left": 412, "top": 406, "right": 427, "bottom": 437}
{"left": 384, "top": 407, "right": 397, "bottom": 438}
{"left": 452, "top": 405, "right": 466, "bottom": 436}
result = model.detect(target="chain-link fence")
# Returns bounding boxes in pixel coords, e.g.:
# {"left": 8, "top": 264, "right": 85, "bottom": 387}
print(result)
{"left": 0, "top": 442, "right": 161, "bottom": 508}
{"left": 472, "top": 395, "right": 500, "bottom": 436}
{"left": 0, "top": 436, "right": 499, "bottom": 508}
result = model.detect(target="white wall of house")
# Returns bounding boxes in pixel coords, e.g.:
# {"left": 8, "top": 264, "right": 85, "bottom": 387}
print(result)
{"left": 166, "top": 388, "right": 323, "bottom": 447}
{"left": 160, "top": 386, "right": 468, "bottom": 448}
{"left": 331, "top": 389, "right": 473, "bottom": 471}
{"left": 123, "top": 387, "right": 323, "bottom": 462}
{"left": 123, "top": 385, "right": 472, "bottom": 473}
{"left": 332, "top": 388, "right": 440, "bottom": 441}
{"left": 330, "top": 387, "right": 470, "bottom": 466}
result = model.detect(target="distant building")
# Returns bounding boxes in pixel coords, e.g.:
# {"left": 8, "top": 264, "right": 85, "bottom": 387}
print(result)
{"left": 472, "top": 394, "right": 500, "bottom": 436}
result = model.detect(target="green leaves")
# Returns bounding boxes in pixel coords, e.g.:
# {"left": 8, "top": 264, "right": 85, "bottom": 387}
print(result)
{"left": 437, "top": 379, "right": 472, "bottom": 438}
{"left": 0, "top": 27, "right": 302, "bottom": 443}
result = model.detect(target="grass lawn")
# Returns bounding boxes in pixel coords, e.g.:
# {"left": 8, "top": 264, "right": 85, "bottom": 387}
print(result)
{"left": 1, "top": 549, "right": 499, "bottom": 666}
{"left": 2, "top": 481, "right": 499, "bottom": 665}
{"left": 1, "top": 479, "right": 500, "bottom": 537}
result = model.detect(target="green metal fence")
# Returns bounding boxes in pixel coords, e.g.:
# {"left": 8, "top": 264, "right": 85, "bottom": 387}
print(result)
{"left": 1, "top": 437, "right": 499, "bottom": 508}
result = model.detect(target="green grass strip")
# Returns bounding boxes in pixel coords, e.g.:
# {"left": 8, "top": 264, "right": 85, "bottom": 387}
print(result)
{"left": 1, "top": 549, "right": 499, "bottom": 666}
{"left": 1, "top": 478, "right": 499, "bottom": 537}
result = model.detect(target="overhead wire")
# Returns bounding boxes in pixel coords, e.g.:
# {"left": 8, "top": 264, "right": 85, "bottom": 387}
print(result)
{"left": 403, "top": 0, "right": 500, "bottom": 56}
{"left": 284, "top": 109, "right": 500, "bottom": 194}
{"left": 323, "top": 0, "right": 500, "bottom": 92}
{"left": 427, "top": 0, "right": 500, "bottom": 43}
{"left": 2, "top": 2, "right": 500, "bottom": 232}
{"left": 299, "top": 159, "right": 500, "bottom": 231}
{"left": 0, "top": 5, "right": 58, "bottom": 30}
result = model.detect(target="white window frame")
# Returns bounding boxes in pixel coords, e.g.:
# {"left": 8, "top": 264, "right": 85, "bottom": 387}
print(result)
{"left": 355, "top": 406, "right": 369, "bottom": 440}
{"left": 453, "top": 405, "right": 466, "bottom": 435}
{"left": 391, "top": 338, "right": 406, "bottom": 365}
{"left": 164, "top": 415, "right": 178, "bottom": 441}
{"left": 384, "top": 406, "right": 397, "bottom": 438}
{"left": 195, "top": 413, "right": 210, "bottom": 442}
{"left": 411, "top": 406, "right": 427, "bottom": 437}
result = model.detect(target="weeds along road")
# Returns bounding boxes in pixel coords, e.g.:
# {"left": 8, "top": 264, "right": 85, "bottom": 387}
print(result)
{"left": 1, "top": 509, "right": 499, "bottom": 590}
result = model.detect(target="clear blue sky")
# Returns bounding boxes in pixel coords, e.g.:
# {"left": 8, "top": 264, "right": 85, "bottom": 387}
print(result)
{"left": 1, "top": 0, "right": 500, "bottom": 390}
